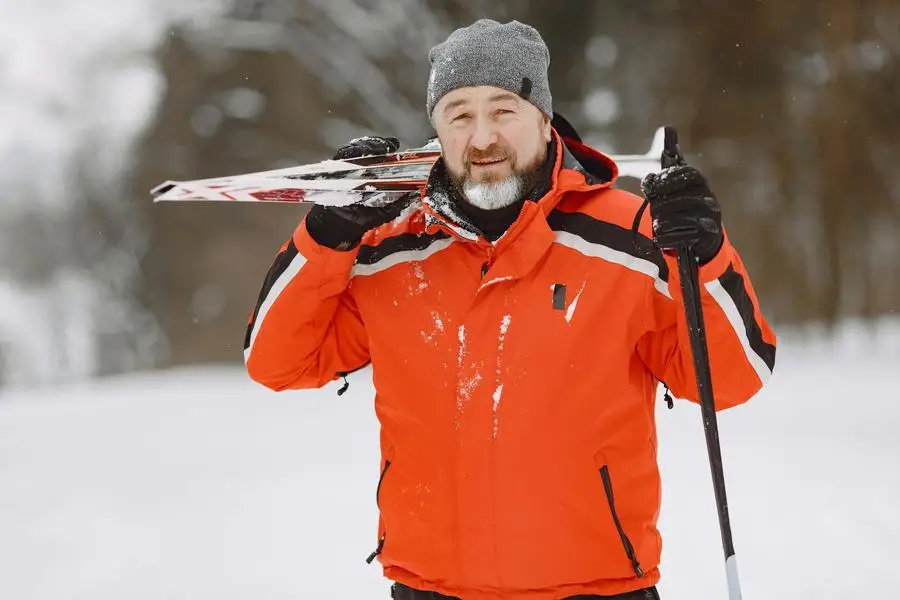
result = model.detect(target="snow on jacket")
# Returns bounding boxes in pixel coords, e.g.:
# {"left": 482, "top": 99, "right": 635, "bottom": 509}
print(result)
{"left": 244, "top": 131, "right": 777, "bottom": 600}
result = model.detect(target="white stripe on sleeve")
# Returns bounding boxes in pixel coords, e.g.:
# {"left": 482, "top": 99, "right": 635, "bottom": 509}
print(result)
{"left": 704, "top": 279, "right": 773, "bottom": 385}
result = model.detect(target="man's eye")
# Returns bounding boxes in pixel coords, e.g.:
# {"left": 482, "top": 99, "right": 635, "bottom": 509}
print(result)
{"left": 451, "top": 113, "right": 472, "bottom": 123}
{"left": 496, "top": 109, "right": 514, "bottom": 115}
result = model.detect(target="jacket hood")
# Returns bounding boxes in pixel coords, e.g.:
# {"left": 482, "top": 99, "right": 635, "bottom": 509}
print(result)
{"left": 557, "top": 132, "right": 619, "bottom": 188}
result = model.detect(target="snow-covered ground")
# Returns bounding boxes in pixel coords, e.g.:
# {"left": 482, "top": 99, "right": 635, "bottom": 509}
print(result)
{"left": 2, "top": 321, "right": 899, "bottom": 599}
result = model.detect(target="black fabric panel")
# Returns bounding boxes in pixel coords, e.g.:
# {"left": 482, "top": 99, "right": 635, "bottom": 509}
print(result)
{"left": 551, "top": 111, "right": 583, "bottom": 143}
{"left": 244, "top": 239, "right": 300, "bottom": 350}
{"left": 356, "top": 231, "right": 450, "bottom": 266}
{"left": 718, "top": 265, "right": 777, "bottom": 372}
{"left": 547, "top": 209, "right": 669, "bottom": 283}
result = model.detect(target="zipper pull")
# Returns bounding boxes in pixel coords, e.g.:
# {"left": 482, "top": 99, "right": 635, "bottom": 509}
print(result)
{"left": 481, "top": 245, "right": 494, "bottom": 279}
{"left": 366, "top": 534, "right": 386, "bottom": 564}
{"left": 663, "top": 384, "right": 674, "bottom": 409}
{"left": 336, "top": 372, "right": 350, "bottom": 396}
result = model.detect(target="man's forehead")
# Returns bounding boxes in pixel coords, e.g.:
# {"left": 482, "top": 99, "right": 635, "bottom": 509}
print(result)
{"left": 438, "top": 86, "right": 521, "bottom": 110}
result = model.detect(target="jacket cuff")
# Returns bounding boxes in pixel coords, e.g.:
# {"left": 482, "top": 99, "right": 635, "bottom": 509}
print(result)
{"left": 304, "top": 208, "right": 365, "bottom": 251}
{"left": 661, "top": 230, "right": 734, "bottom": 288}
{"left": 696, "top": 230, "right": 734, "bottom": 283}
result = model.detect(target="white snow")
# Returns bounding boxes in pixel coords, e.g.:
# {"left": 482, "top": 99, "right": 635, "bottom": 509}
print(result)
{"left": 483, "top": 275, "right": 515, "bottom": 288}
{"left": 491, "top": 315, "right": 512, "bottom": 439}
{"left": 412, "top": 263, "right": 428, "bottom": 293}
{"left": 388, "top": 197, "right": 423, "bottom": 225}
{"left": 455, "top": 324, "right": 482, "bottom": 417}
{"left": 456, "top": 371, "right": 482, "bottom": 405}
{"left": 491, "top": 383, "right": 504, "bottom": 439}
{"left": 432, "top": 312, "right": 446, "bottom": 334}
{"left": 419, "top": 311, "right": 445, "bottom": 344}
{"left": 1, "top": 321, "right": 900, "bottom": 599}
{"left": 499, "top": 314, "right": 512, "bottom": 340}
{"left": 492, "top": 384, "right": 504, "bottom": 412}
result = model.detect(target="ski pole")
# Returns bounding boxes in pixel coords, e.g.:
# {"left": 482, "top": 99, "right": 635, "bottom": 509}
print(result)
{"left": 661, "top": 127, "right": 742, "bottom": 600}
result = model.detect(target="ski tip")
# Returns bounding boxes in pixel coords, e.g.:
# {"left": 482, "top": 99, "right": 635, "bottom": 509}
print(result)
{"left": 614, "top": 158, "right": 662, "bottom": 181}
{"left": 151, "top": 181, "right": 177, "bottom": 197}
{"left": 646, "top": 127, "right": 666, "bottom": 162}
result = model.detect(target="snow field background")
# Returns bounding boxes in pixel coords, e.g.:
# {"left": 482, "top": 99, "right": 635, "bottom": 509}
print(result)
{"left": 2, "top": 321, "right": 899, "bottom": 599}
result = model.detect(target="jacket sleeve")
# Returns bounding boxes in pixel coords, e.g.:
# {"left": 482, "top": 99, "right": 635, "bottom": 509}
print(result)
{"left": 636, "top": 230, "right": 777, "bottom": 410}
{"left": 243, "top": 217, "right": 369, "bottom": 391}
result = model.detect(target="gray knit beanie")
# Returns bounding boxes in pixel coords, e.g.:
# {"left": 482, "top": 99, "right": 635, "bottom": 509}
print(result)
{"left": 426, "top": 19, "right": 553, "bottom": 120}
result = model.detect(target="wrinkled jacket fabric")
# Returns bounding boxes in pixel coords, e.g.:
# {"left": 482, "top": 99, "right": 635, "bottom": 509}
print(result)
{"left": 244, "top": 132, "right": 776, "bottom": 600}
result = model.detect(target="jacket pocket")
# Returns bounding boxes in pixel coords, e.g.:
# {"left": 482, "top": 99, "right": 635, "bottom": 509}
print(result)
{"left": 366, "top": 459, "right": 391, "bottom": 564}
{"left": 599, "top": 465, "right": 644, "bottom": 578}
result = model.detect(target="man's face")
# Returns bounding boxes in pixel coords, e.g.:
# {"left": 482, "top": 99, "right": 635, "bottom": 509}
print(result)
{"left": 432, "top": 86, "right": 552, "bottom": 189}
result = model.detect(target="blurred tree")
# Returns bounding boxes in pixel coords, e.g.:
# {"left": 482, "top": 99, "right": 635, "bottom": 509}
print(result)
{"left": 614, "top": 0, "right": 900, "bottom": 326}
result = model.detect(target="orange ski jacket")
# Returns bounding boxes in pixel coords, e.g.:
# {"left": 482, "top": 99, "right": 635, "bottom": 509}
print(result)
{"left": 244, "top": 132, "right": 776, "bottom": 599}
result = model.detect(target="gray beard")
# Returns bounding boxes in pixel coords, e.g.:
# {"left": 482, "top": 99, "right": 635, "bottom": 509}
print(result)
{"left": 461, "top": 174, "right": 526, "bottom": 210}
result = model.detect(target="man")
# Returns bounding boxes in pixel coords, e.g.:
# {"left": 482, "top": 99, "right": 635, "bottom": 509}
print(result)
{"left": 244, "top": 19, "right": 776, "bottom": 600}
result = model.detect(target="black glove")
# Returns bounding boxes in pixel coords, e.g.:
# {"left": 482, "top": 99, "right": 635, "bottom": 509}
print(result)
{"left": 641, "top": 163, "right": 723, "bottom": 266}
{"left": 306, "top": 135, "right": 410, "bottom": 251}
{"left": 332, "top": 135, "right": 400, "bottom": 160}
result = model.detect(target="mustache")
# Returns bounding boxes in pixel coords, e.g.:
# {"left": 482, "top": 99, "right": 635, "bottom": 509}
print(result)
{"left": 464, "top": 145, "right": 514, "bottom": 166}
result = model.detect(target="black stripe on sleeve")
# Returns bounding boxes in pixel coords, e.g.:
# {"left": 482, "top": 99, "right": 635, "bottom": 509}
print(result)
{"left": 356, "top": 231, "right": 450, "bottom": 266}
{"left": 718, "top": 265, "right": 776, "bottom": 372}
{"left": 546, "top": 209, "right": 669, "bottom": 283}
{"left": 244, "top": 239, "right": 300, "bottom": 350}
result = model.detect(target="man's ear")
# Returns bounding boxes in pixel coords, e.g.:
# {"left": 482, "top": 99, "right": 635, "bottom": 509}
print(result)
{"left": 542, "top": 114, "right": 553, "bottom": 142}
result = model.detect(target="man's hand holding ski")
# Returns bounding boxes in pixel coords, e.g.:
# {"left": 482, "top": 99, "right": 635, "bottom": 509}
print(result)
{"left": 306, "top": 135, "right": 415, "bottom": 251}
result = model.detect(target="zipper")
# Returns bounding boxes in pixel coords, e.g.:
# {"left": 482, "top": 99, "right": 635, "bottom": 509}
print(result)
{"left": 366, "top": 459, "right": 392, "bottom": 563}
{"left": 375, "top": 459, "right": 391, "bottom": 509}
{"left": 480, "top": 244, "right": 494, "bottom": 279}
{"left": 599, "top": 465, "right": 644, "bottom": 578}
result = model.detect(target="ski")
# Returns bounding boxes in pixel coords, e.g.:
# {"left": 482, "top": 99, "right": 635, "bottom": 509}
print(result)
{"left": 151, "top": 128, "right": 665, "bottom": 206}
{"left": 151, "top": 149, "right": 438, "bottom": 206}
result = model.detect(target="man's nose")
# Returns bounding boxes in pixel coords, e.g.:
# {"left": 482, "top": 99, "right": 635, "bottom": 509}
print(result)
{"left": 469, "top": 114, "right": 499, "bottom": 150}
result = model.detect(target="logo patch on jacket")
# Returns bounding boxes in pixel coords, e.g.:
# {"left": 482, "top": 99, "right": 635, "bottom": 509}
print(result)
{"left": 552, "top": 283, "right": 566, "bottom": 310}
